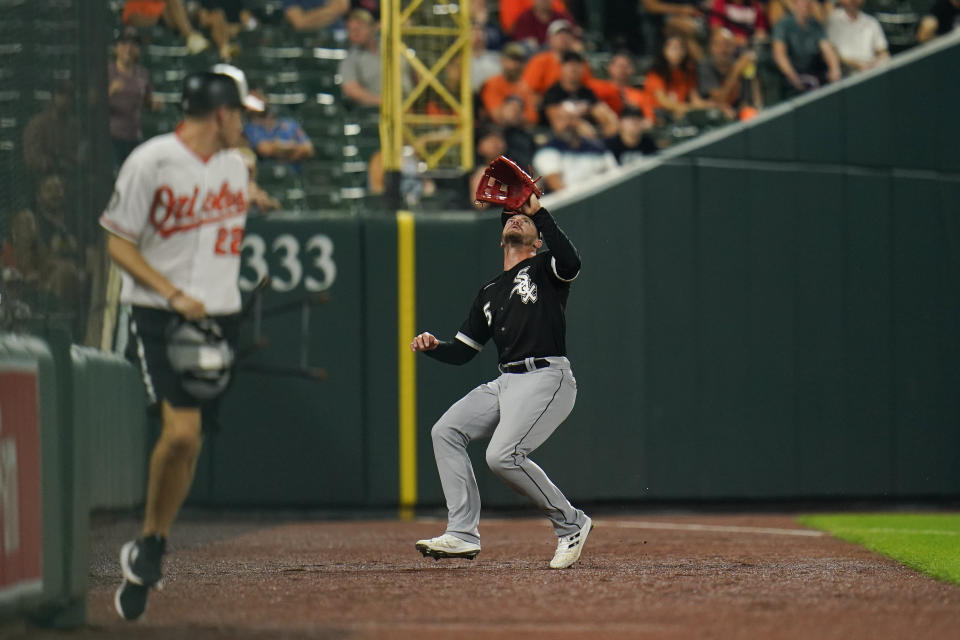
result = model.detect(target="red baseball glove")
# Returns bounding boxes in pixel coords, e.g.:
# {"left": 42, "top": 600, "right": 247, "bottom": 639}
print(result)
{"left": 474, "top": 155, "right": 542, "bottom": 212}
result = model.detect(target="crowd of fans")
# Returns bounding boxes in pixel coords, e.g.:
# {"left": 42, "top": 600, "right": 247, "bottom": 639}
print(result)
{"left": 4, "top": 0, "right": 957, "bottom": 329}
{"left": 105, "top": 0, "right": 958, "bottom": 206}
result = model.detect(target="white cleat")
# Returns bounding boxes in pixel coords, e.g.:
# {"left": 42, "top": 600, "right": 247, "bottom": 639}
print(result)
{"left": 415, "top": 533, "right": 481, "bottom": 560}
{"left": 550, "top": 515, "right": 593, "bottom": 569}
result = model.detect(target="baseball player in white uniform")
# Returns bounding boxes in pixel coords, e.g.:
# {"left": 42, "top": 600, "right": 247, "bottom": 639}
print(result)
{"left": 100, "top": 65, "right": 263, "bottom": 621}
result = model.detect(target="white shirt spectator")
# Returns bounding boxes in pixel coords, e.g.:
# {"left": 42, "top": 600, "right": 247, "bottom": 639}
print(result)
{"left": 471, "top": 50, "right": 502, "bottom": 93}
{"left": 826, "top": 8, "right": 888, "bottom": 67}
{"left": 533, "top": 137, "right": 618, "bottom": 193}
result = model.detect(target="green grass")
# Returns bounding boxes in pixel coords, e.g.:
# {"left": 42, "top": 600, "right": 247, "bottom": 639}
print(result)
{"left": 799, "top": 513, "right": 960, "bottom": 585}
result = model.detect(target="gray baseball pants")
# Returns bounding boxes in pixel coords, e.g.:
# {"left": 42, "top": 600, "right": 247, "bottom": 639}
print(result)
{"left": 430, "top": 356, "right": 587, "bottom": 544}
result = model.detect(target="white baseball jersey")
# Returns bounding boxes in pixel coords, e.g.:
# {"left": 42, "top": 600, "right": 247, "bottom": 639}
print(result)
{"left": 100, "top": 132, "right": 249, "bottom": 315}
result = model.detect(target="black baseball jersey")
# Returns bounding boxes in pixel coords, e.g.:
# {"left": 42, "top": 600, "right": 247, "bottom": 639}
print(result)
{"left": 455, "top": 251, "right": 576, "bottom": 364}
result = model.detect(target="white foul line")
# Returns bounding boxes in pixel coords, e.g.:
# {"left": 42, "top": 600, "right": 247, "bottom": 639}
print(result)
{"left": 604, "top": 520, "right": 827, "bottom": 537}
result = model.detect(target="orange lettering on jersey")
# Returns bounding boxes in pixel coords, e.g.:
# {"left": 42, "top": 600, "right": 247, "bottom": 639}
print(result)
{"left": 149, "top": 181, "right": 247, "bottom": 238}
{"left": 149, "top": 185, "right": 175, "bottom": 229}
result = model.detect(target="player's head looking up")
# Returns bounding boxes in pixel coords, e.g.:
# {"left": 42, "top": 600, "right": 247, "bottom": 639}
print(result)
{"left": 501, "top": 213, "right": 542, "bottom": 252}
{"left": 180, "top": 65, "right": 263, "bottom": 151}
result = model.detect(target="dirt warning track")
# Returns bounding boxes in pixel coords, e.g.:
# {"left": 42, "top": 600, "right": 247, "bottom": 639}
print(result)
{"left": 13, "top": 513, "right": 960, "bottom": 640}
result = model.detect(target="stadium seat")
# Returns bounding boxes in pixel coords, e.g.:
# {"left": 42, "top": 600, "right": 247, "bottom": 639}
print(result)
{"left": 300, "top": 93, "right": 344, "bottom": 121}
{"left": 31, "top": 19, "right": 78, "bottom": 43}
{"left": 141, "top": 111, "right": 180, "bottom": 138}
{"left": 144, "top": 43, "right": 190, "bottom": 63}
{"left": 0, "top": 18, "right": 25, "bottom": 40}
{"left": 303, "top": 185, "right": 343, "bottom": 210}
{"left": 150, "top": 68, "right": 188, "bottom": 93}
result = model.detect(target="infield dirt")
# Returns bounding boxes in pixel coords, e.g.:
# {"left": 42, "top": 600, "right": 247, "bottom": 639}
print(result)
{"left": 10, "top": 512, "right": 960, "bottom": 639}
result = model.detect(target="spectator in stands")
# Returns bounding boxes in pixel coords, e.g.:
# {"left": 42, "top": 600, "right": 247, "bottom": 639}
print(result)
{"left": 510, "top": 0, "right": 577, "bottom": 49}
{"left": 641, "top": 0, "right": 706, "bottom": 46}
{"left": 284, "top": 0, "right": 350, "bottom": 32}
{"left": 33, "top": 175, "right": 81, "bottom": 267}
{"left": 196, "top": 1, "right": 250, "bottom": 60}
{"left": 122, "top": 0, "right": 210, "bottom": 53}
{"left": 340, "top": 8, "right": 382, "bottom": 106}
{"left": 352, "top": 0, "right": 380, "bottom": 20}
{"left": 23, "top": 82, "right": 80, "bottom": 177}
{"left": 521, "top": 20, "right": 591, "bottom": 96}
{"left": 2, "top": 177, "right": 86, "bottom": 309}
{"left": 469, "top": 124, "right": 509, "bottom": 208}
{"left": 473, "top": 0, "right": 505, "bottom": 50}
{"left": 2, "top": 209, "right": 44, "bottom": 292}
{"left": 500, "top": 0, "right": 571, "bottom": 36}
{"left": 481, "top": 43, "right": 539, "bottom": 126}
{"left": 767, "top": 0, "right": 829, "bottom": 27}
{"left": 604, "top": 105, "right": 658, "bottom": 165}
{"left": 237, "top": 146, "right": 282, "bottom": 213}
{"left": 709, "top": 0, "right": 769, "bottom": 43}
{"left": 698, "top": 28, "right": 762, "bottom": 120}
{"left": 587, "top": 52, "right": 651, "bottom": 117}
{"left": 471, "top": 21, "right": 502, "bottom": 93}
{"left": 499, "top": 95, "right": 537, "bottom": 169}
{"left": 826, "top": 0, "right": 889, "bottom": 74}
{"left": 645, "top": 35, "right": 707, "bottom": 122}
{"left": 532, "top": 108, "right": 618, "bottom": 194}
{"left": 108, "top": 28, "right": 158, "bottom": 167}
{"left": 542, "top": 51, "right": 619, "bottom": 139}
{"left": 244, "top": 88, "right": 315, "bottom": 169}
{"left": 917, "top": 0, "right": 960, "bottom": 42}
{"left": 772, "top": 0, "right": 842, "bottom": 95}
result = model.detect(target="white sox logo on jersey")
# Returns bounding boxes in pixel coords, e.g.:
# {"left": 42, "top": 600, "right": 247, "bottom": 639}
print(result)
{"left": 149, "top": 182, "right": 247, "bottom": 238}
{"left": 510, "top": 266, "right": 538, "bottom": 304}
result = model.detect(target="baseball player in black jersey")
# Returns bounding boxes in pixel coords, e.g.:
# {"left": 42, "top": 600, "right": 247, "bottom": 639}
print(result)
{"left": 411, "top": 193, "right": 593, "bottom": 569}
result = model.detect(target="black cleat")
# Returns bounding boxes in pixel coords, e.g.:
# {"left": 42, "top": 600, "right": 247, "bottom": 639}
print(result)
{"left": 114, "top": 580, "right": 149, "bottom": 621}
{"left": 119, "top": 535, "right": 166, "bottom": 587}
{"left": 115, "top": 535, "right": 166, "bottom": 621}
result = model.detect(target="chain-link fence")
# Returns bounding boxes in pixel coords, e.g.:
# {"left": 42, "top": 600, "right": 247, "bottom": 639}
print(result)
{"left": 0, "top": 0, "right": 112, "bottom": 342}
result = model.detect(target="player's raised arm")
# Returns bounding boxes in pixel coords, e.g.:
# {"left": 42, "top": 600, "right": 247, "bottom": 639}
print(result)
{"left": 525, "top": 199, "right": 581, "bottom": 281}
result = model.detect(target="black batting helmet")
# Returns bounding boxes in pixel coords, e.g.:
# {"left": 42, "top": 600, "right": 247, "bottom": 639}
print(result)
{"left": 181, "top": 64, "right": 263, "bottom": 116}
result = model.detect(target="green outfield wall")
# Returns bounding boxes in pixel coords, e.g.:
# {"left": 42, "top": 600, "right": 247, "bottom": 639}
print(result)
{"left": 0, "top": 331, "right": 146, "bottom": 627}
{"left": 19, "top": 41, "right": 960, "bottom": 593}
{"left": 179, "top": 35, "right": 960, "bottom": 507}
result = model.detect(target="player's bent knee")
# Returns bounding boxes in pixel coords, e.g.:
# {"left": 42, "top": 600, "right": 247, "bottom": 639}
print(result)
{"left": 159, "top": 405, "right": 203, "bottom": 458}
{"left": 159, "top": 427, "right": 202, "bottom": 459}
{"left": 430, "top": 420, "right": 460, "bottom": 445}
{"left": 485, "top": 447, "right": 521, "bottom": 475}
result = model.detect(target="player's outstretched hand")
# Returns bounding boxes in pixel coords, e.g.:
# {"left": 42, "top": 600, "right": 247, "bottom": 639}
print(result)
{"left": 519, "top": 193, "right": 541, "bottom": 216}
{"left": 411, "top": 332, "right": 439, "bottom": 352}
{"left": 170, "top": 290, "right": 207, "bottom": 321}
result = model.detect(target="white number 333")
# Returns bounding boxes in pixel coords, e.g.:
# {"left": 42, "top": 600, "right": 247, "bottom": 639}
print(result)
{"left": 239, "top": 233, "right": 337, "bottom": 292}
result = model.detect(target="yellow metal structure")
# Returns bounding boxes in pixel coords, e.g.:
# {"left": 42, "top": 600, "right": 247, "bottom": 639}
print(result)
{"left": 396, "top": 211, "right": 417, "bottom": 512}
{"left": 381, "top": 0, "right": 474, "bottom": 172}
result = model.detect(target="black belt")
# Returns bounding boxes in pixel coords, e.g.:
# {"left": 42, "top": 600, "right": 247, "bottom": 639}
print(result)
{"left": 499, "top": 358, "right": 550, "bottom": 374}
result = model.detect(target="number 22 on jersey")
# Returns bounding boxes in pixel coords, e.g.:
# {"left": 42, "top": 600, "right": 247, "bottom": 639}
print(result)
{"left": 214, "top": 225, "right": 244, "bottom": 255}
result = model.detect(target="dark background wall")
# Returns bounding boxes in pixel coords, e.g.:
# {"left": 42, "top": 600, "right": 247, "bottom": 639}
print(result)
{"left": 180, "top": 37, "right": 960, "bottom": 508}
